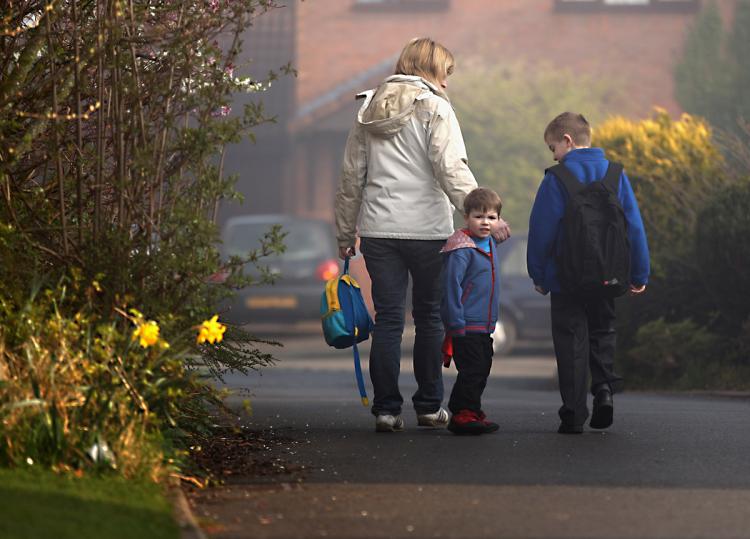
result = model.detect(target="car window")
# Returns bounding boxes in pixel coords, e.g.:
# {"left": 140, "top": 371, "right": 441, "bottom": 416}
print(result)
{"left": 501, "top": 239, "right": 528, "bottom": 277}
{"left": 225, "top": 221, "right": 334, "bottom": 261}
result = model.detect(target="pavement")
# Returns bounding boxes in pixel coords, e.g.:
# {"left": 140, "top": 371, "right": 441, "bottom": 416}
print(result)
{"left": 184, "top": 325, "right": 750, "bottom": 539}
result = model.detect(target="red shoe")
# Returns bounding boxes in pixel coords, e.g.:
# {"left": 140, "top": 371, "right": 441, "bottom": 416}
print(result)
{"left": 447, "top": 409, "right": 485, "bottom": 435}
{"left": 477, "top": 410, "right": 499, "bottom": 433}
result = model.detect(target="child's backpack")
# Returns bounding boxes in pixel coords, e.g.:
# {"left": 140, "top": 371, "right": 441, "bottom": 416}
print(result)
{"left": 320, "top": 257, "right": 373, "bottom": 405}
{"left": 548, "top": 162, "right": 631, "bottom": 298}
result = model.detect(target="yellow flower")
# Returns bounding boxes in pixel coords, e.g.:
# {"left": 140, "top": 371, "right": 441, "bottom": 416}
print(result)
{"left": 197, "top": 315, "right": 226, "bottom": 345}
{"left": 132, "top": 320, "right": 160, "bottom": 348}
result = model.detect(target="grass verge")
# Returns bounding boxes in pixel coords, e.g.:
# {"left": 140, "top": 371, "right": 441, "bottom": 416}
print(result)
{"left": 0, "top": 467, "right": 179, "bottom": 539}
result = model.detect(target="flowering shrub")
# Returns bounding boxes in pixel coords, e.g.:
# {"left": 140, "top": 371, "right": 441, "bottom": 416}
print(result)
{"left": 0, "top": 0, "right": 290, "bottom": 476}
{"left": 0, "top": 278, "right": 169, "bottom": 477}
{"left": 595, "top": 110, "right": 726, "bottom": 274}
{"left": 596, "top": 111, "right": 750, "bottom": 389}
{"left": 0, "top": 271, "right": 253, "bottom": 477}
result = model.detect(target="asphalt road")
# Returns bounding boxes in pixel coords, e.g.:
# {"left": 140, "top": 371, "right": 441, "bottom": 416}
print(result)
{"left": 190, "top": 328, "right": 750, "bottom": 539}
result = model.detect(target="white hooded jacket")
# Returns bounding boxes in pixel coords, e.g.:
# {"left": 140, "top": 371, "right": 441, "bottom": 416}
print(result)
{"left": 335, "top": 75, "right": 478, "bottom": 247}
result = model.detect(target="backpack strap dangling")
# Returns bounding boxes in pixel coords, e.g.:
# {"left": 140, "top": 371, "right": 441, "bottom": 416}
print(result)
{"left": 344, "top": 256, "right": 369, "bottom": 407}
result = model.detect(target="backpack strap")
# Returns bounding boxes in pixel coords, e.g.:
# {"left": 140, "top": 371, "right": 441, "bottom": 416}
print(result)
{"left": 343, "top": 256, "right": 369, "bottom": 407}
{"left": 602, "top": 162, "right": 624, "bottom": 195}
{"left": 546, "top": 164, "right": 583, "bottom": 196}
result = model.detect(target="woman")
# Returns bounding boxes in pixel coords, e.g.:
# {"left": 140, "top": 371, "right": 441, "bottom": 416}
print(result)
{"left": 335, "top": 37, "right": 510, "bottom": 432}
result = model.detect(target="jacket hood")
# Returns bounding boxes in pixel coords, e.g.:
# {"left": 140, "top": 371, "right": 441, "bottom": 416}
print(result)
{"left": 357, "top": 75, "right": 447, "bottom": 139}
{"left": 441, "top": 229, "right": 477, "bottom": 253}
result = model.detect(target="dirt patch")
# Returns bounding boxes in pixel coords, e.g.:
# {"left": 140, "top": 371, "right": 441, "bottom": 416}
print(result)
{"left": 186, "top": 424, "right": 308, "bottom": 484}
{"left": 182, "top": 423, "right": 310, "bottom": 536}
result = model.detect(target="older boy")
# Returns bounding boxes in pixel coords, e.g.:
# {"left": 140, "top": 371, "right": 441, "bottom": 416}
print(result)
{"left": 528, "top": 112, "right": 650, "bottom": 434}
{"left": 441, "top": 187, "right": 503, "bottom": 435}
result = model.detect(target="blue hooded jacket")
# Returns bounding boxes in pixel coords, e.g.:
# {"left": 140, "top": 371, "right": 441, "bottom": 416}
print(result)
{"left": 441, "top": 229, "right": 501, "bottom": 336}
{"left": 527, "top": 147, "right": 650, "bottom": 294}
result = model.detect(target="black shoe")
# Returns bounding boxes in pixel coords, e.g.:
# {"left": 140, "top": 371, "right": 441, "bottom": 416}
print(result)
{"left": 557, "top": 423, "right": 584, "bottom": 434}
{"left": 590, "top": 386, "right": 614, "bottom": 429}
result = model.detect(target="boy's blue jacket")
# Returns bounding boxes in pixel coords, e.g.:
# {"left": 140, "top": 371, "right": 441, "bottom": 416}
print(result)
{"left": 527, "top": 147, "right": 650, "bottom": 293}
{"left": 441, "top": 229, "right": 500, "bottom": 336}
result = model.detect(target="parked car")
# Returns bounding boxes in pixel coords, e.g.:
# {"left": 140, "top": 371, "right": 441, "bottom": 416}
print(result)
{"left": 218, "top": 214, "right": 340, "bottom": 325}
{"left": 493, "top": 234, "right": 552, "bottom": 354}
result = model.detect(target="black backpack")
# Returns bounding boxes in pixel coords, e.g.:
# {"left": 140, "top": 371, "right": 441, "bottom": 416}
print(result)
{"left": 548, "top": 162, "right": 631, "bottom": 298}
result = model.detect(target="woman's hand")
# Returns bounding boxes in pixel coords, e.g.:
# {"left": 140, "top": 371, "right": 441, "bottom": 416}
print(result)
{"left": 491, "top": 218, "right": 511, "bottom": 243}
{"left": 339, "top": 246, "right": 356, "bottom": 260}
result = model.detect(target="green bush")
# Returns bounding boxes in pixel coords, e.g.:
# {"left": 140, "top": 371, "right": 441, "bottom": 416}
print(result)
{"left": 625, "top": 317, "right": 750, "bottom": 390}
{"left": 694, "top": 180, "right": 750, "bottom": 336}
{"left": 451, "top": 61, "right": 620, "bottom": 228}
{"left": 624, "top": 318, "right": 724, "bottom": 389}
{"left": 596, "top": 111, "right": 750, "bottom": 389}
{"left": 675, "top": 1, "right": 750, "bottom": 136}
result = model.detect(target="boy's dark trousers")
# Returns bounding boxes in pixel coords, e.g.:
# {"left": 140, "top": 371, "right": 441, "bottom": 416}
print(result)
{"left": 448, "top": 333, "right": 494, "bottom": 414}
{"left": 550, "top": 293, "right": 623, "bottom": 427}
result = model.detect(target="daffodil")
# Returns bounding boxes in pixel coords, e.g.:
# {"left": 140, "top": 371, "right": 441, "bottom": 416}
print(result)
{"left": 197, "top": 315, "right": 226, "bottom": 344}
{"left": 132, "top": 320, "right": 160, "bottom": 348}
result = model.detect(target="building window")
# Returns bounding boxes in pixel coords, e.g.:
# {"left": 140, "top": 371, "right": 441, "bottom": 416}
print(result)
{"left": 353, "top": 0, "right": 451, "bottom": 13}
{"left": 554, "top": 0, "right": 700, "bottom": 13}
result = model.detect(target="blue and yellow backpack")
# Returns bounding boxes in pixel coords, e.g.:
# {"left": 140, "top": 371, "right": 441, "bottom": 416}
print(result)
{"left": 321, "top": 257, "right": 373, "bottom": 405}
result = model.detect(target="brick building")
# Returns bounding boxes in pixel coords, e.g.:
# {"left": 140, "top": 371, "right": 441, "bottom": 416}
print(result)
{"left": 220, "top": 0, "right": 736, "bottom": 225}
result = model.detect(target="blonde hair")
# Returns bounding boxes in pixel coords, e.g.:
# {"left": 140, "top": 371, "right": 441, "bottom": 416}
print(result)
{"left": 394, "top": 37, "right": 455, "bottom": 86}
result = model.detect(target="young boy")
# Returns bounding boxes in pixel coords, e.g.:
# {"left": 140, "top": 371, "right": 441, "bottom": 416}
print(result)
{"left": 441, "top": 187, "right": 503, "bottom": 435}
{"left": 528, "top": 112, "right": 650, "bottom": 434}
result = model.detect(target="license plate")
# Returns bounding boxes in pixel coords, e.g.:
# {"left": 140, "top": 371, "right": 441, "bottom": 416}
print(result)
{"left": 246, "top": 296, "right": 298, "bottom": 309}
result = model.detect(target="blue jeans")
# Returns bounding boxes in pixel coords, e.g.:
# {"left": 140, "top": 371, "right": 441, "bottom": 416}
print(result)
{"left": 360, "top": 237, "right": 446, "bottom": 417}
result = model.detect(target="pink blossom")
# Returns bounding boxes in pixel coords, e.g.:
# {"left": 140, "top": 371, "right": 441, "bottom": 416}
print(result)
{"left": 211, "top": 105, "right": 231, "bottom": 117}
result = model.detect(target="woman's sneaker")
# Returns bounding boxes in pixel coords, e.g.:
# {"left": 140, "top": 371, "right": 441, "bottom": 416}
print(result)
{"left": 416, "top": 407, "right": 449, "bottom": 428}
{"left": 375, "top": 414, "right": 405, "bottom": 432}
{"left": 447, "top": 409, "right": 485, "bottom": 435}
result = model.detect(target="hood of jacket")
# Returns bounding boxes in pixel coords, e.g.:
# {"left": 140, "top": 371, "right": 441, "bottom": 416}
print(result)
{"left": 357, "top": 75, "right": 447, "bottom": 139}
{"left": 441, "top": 229, "right": 477, "bottom": 253}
